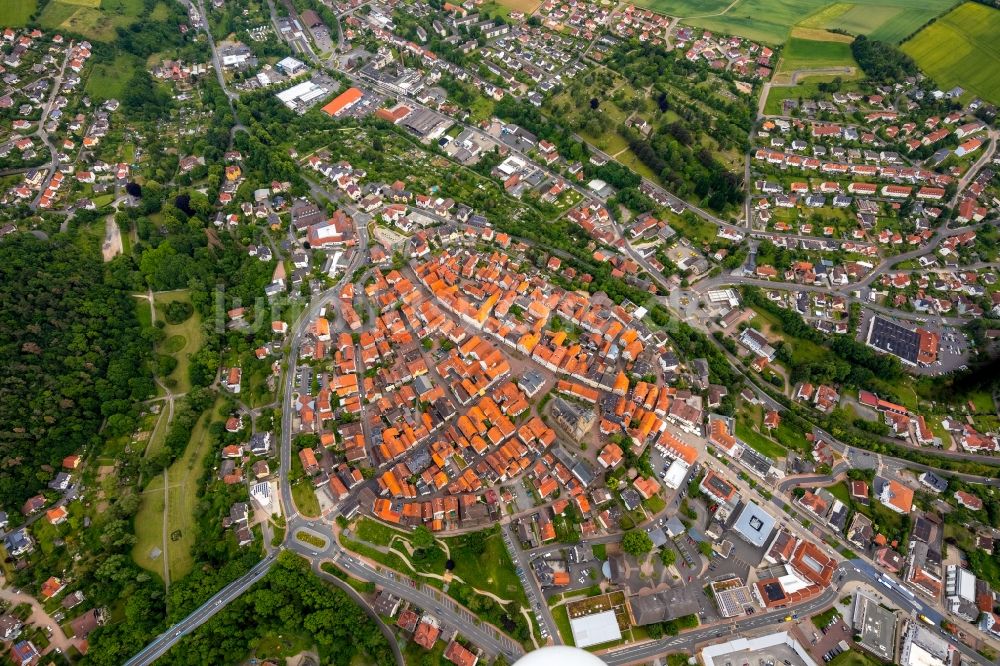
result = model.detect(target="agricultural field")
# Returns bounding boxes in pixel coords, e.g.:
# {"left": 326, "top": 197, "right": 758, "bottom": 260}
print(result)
{"left": 798, "top": 0, "right": 955, "bottom": 43}
{"left": 633, "top": 0, "right": 954, "bottom": 45}
{"left": 0, "top": 0, "right": 37, "bottom": 25}
{"left": 774, "top": 34, "right": 858, "bottom": 79}
{"left": 902, "top": 2, "right": 1000, "bottom": 105}
{"left": 38, "top": 0, "right": 144, "bottom": 41}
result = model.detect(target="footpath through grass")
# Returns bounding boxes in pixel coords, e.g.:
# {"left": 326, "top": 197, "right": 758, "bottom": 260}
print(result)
{"left": 152, "top": 290, "right": 204, "bottom": 395}
{"left": 132, "top": 397, "right": 225, "bottom": 581}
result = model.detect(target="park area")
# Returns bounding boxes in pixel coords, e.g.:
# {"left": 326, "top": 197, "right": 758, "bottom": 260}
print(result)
{"left": 133, "top": 397, "right": 226, "bottom": 583}
{"left": 632, "top": 0, "right": 954, "bottom": 45}
{"left": 902, "top": 2, "right": 1000, "bottom": 105}
{"left": 147, "top": 289, "right": 203, "bottom": 395}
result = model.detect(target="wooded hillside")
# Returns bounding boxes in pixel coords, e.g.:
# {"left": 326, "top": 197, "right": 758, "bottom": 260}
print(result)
{"left": 0, "top": 234, "right": 153, "bottom": 507}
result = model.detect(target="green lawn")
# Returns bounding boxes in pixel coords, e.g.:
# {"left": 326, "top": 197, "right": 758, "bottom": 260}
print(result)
{"left": 736, "top": 419, "right": 787, "bottom": 459}
{"left": 152, "top": 290, "right": 204, "bottom": 394}
{"left": 132, "top": 397, "right": 226, "bottom": 581}
{"left": 132, "top": 473, "right": 167, "bottom": 580}
{"left": 291, "top": 480, "right": 321, "bottom": 518}
{"left": 902, "top": 2, "right": 1000, "bottom": 105}
{"left": 827, "top": 482, "right": 851, "bottom": 505}
{"left": 447, "top": 528, "right": 529, "bottom": 607}
{"left": 295, "top": 530, "right": 327, "bottom": 548}
{"left": 828, "top": 649, "right": 882, "bottom": 666}
{"left": 967, "top": 390, "right": 996, "bottom": 415}
{"left": 142, "top": 402, "right": 171, "bottom": 459}
{"left": 38, "top": 0, "right": 132, "bottom": 41}
{"left": 164, "top": 398, "right": 225, "bottom": 579}
{"left": 777, "top": 36, "right": 858, "bottom": 74}
{"left": 0, "top": 0, "right": 37, "bottom": 25}
{"left": 552, "top": 605, "right": 575, "bottom": 646}
{"left": 643, "top": 494, "right": 667, "bottom": 514}
{"left": 341, "top": 537, "right": 414, "bottom": 575}
{"left": 666, "top": 211, "right": 719, "bottom": 247}
{"left": 254, "top": 631, "right": 315, "bottom": 662}
{"left": 354, "top": 517, "right": 409, "bottom": 547}
{"left": 86, "top": 53, "right": 141, "bottom": 100}
{"left": 772, "top": 420, "right": 809, "bottom": 452}
{"left": 750, "top": 306, "right": 830, "bottom": 365}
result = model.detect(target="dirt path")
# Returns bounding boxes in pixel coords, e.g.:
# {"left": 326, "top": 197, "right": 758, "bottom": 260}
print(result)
{"left": 680, "top": 0, "right": 743, "bottom": 19}
{"left": 162, "top": 467, "right": 171, "bottom": 589}
{"left": 101, "top": 214, "right": 123, "bottom": 262}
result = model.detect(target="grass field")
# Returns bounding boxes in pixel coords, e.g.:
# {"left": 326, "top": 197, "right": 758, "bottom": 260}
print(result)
{"left": 775, "top": 35, "right": 858, "bottom": 77}
{"left": 634, "top": 0, "right": 955, "bottom": 45}
{"left": 152, "top": 290, "right": 204, "bottom": 394}
{"left": 0, "top": 0, "right": 37, "bottom": 25}
{"left": 291, "top": 480, "right": 321, "bottom": 517}
{"left": 736, "top": 417, "right": 787, "bottom": 459}
{"left": 132, "top": 398, "right": 225, "bottom": 581}
{"left": 902, "top": 2, "right": 1000, "bottom": 105}
{"left": 133, "top": 473, "right": 167, "bottom": 578}
{"left": 163, "top": 398, "right": 223, "bottom": 579}
{"left": 492, "top": 0, "right": 541, "bottom": 13}
{"left": 86, "top": 53, "right": 141, "bottom": 100}
{"left": 447, "top": 529, "right": 529, "bottom": 607}
{"left": 38, "top": 0, "right": 144, "bottom": 41}
{"left": 763, "top": 78, "right": 858, "bottom": 114}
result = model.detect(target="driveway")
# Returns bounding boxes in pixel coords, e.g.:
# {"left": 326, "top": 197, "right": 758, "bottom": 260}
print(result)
{"left": 0, "top": 583, "right": 75, "bottom": 654}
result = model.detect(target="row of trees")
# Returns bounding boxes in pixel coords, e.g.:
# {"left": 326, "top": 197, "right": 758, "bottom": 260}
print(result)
{"left": 851, "top": 36, "right": 919, "bottom": 83}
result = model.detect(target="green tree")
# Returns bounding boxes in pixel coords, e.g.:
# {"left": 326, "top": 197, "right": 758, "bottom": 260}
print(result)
{"left": 621, "top": 530, "right": 654, "bottom": 557}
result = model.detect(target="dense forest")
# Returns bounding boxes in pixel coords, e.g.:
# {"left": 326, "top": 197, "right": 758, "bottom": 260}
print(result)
{"left": 851, "top": 36, "right": 919, "bottom": 83}
{"left": 0, "top": 234, "right": 153, "bottom": 508}
{"left": 159, "top": 552, "right": 395, "bottom": 665}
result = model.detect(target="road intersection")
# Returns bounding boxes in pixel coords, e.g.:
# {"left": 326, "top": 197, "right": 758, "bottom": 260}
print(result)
{"left": 115, "top": 5, "right": 1000, "bottom": 666}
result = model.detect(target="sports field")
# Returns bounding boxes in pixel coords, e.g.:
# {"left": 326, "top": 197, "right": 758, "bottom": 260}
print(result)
{"left": 902, "top": 2, "right": 1000, "bottom": 105}
{"left": 633, "top": 0, "right": 955, "bottom": 45}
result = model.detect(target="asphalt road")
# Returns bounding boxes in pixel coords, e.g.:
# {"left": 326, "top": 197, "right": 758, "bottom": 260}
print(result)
{"left": 122, "top": 551, "right": 280, "bottom": 666}
{"left": 602, "top": 560, "right": 990, "bottom": 666}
